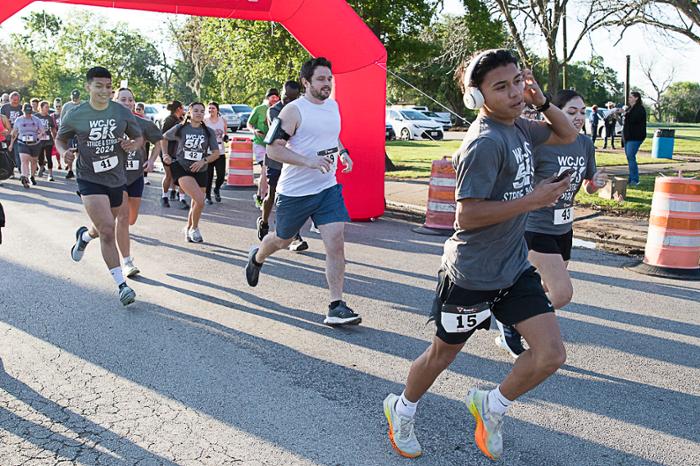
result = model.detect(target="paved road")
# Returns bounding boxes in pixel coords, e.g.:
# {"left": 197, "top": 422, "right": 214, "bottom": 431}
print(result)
{"left": 0, "top": 174, "right": 698, "bottom": 465}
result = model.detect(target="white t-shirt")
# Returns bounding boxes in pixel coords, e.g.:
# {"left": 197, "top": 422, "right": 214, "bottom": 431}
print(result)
{"left": 204, "top": 116, "right": 227, "bottom": 153}
{"left": 277, "top": 97, "right": 341, "bottom": 197}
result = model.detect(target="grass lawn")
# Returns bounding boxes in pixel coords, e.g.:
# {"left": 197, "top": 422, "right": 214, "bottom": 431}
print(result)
{"left": 575, "top": 171, "right": 699, "bottom": 216}
{"left": 643, "top": 123, "right": 700, "bottom": 157}
{"left": 386, "top": 136, "right": 685, "bottom": 179}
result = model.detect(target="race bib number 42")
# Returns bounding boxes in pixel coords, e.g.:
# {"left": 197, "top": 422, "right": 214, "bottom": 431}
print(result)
{"left": 554, "top": 207, "right": 574, "bottom": 225}
{"left": 184, "top": 150, "right": 203, "bottom": 161}
{"left": 440, "top": 303, "right": 491, "bottom": 333}
{"left": 93, "top": 156, "right": 118, "bottom": 173}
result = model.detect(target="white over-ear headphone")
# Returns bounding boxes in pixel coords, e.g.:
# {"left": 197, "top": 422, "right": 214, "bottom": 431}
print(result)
{"left": 462, "top": 49, "right": 497, "bottom": 110}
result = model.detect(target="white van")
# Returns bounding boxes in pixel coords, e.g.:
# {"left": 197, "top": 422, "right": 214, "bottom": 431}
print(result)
{"left": 386, "top": 108, "right": 444, "bottom": 140}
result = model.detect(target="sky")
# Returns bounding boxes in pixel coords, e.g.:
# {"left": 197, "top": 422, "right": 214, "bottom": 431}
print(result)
{"left": 1, "top": 0, "right": 698, "bottom": 99}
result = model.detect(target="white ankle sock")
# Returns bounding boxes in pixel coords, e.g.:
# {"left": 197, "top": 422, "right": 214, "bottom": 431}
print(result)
{"left": 487, "top": 385, "right": 512, "bottom": 415}
{"left": 395, "top": 391, "right": 418, "bottom": 418}
{"left": 110, "top": 267, "right": 125, "bottom": 286}
{"left": 123, "top": 256, "right": 133, "bottom": 265}
{"left": 162, "top": 192, "right": 168, "bottom": 198}
{"left": 179, "top": 193, "right": 185, "bottom": 201}
{"left": 82, "top": 231, "right": 94, "bottom": 243}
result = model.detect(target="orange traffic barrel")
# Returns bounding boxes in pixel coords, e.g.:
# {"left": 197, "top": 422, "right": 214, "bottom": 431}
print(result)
{"left": 627, "top": 176, "right": 700, "bottom": 280}
{"left": 225, "top": 137, "right": 255, "bottom": 189}
{"left": 413, "top": 157, "right": 456, "bottom": 236}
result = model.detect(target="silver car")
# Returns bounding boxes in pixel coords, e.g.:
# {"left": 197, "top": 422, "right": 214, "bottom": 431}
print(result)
{"left": 219, "top": 105, "right": 242, "bottom": 131}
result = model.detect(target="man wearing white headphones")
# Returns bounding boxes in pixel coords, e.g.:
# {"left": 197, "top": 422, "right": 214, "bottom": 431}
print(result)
{"left": 383, "top": 49, "right": 578, "bottom": 460}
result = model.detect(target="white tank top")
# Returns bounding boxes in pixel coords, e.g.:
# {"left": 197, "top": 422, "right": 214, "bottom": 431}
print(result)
{"left": 277, "top": 97, "right": 341, "bottom": 197}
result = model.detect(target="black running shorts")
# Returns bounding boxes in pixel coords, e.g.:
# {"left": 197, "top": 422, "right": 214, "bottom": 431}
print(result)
{"left": 524, "top": 229, "right": 573, "bottom": 261}
{"left": 76, "top": 179, "right": 126, "bottom": 208}
{"left": 431, "top": 267, "right": 553, "bottom": 345}
{"left": 170, "top": 161, "right": 208, "bottom": 188}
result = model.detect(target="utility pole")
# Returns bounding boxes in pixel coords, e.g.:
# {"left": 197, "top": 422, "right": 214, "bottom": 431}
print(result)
{"left": 624, "top": 55, "right": 631, "bottom": 103}
{"left": 562, "top": 4, "right": 568, "bottom": 89}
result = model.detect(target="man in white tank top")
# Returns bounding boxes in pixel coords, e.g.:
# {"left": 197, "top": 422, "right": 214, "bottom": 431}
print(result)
{"left": 244, "top": 57, "right": 361, "bottom": 327}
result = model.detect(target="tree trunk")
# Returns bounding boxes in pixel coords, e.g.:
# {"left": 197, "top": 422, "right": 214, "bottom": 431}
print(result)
{"left": 547, "top": 59, "right": 561, "bottom": 94}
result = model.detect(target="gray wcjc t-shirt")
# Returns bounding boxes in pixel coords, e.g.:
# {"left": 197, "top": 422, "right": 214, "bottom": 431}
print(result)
{"left": 442, "top": 115, "right": 551, "bottom": 290}
{"left": 162, "top": 123, "right": 219, "bottom": 173}
{"left": 125, "top": 115, "right": 163, "bottom": 186}
{"left": 57, "top": 101, "right": 142, "bottom": 188}
{"left": 526, "top": 134, "right": 596, "bottom": 235}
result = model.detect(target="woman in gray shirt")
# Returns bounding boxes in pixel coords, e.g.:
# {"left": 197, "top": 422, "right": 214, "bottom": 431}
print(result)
{"left": 161, "top": 102, "right": 220, "bottom": 243}
{"left": 9, "top": 103, "right": 46, "bottom": 188}
{"left": 496, "top": 89, "right": 608, "bottom": 357}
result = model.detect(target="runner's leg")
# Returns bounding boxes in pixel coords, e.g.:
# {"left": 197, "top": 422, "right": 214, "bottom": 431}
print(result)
{"left": 318, "top": 221, "right": 345, "bottom": 302}
{"left": 178, "top": 176, "right": 205, "bottom": 229}
{"left": 82, "top": 194, "right": 122, "bottom": 270}
{"left": 499, "top": 313, "right": 566, "bottom": 400}
{"left": 528, "top": 251, "right": 572, "bottom": 309}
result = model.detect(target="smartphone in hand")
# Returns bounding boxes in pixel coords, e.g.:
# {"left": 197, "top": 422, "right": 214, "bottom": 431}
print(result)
{"left": 553, "top": 168, "right": 575, "bottom": 183}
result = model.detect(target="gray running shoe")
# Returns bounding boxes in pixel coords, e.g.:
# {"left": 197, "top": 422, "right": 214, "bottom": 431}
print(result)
{"left": 323, "top": 301, "right": 361, "bottom": 326}
{"left": 188, "top": 228, "right": 203, "bottom": 243}
{"left": 119, "top": 284, "right": 136, "bottom": 306}
{"left": 71, "top": 226, "right": 90, "bottom": 262}
{"left": 383, "top": 393, "right": 422, "bottom": 458}
{"left": 245, "top": 247, "right": 262, "bottom": 287}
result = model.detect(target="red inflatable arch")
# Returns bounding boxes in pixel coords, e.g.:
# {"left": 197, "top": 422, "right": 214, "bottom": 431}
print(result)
{"left": 1, "top": 0, "right": 387, "bottom": 220}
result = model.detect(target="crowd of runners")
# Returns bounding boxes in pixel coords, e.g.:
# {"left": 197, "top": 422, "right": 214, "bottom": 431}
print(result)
{"left": 0, "top": 49, "right": 616, "bottom": 461}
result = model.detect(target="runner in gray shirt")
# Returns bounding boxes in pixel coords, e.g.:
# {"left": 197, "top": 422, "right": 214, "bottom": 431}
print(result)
{"left": 56, "top": 67, "right": 143, "bottom": 307}
{"left": 113, "top": 87, "right": 163, "bottom": 278}
{"left": 384, "top": 49, "right": 579, "bottom": 461}
{"left": 9, "top": 104, "right": 45, "bottom": 187}
{"left": 496, "top": 90, "right": 608, "bottom": 357}
{"left": 161, "top": 102, "right": 220, "bottom": 243}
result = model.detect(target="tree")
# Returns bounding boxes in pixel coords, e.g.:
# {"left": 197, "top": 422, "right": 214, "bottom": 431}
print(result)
{"left": 602, "top": 0, "right": 700, "bottom": 45}
{"left": 489, "top": 0, "right": 628, "bottom": 93}
{"left": 12, "top": 11, "right": 163, "bottom": 101}
{"left": 0, "top": 40, "right": 33, "bottom": 94}
{"left": 662, "top": 81, "right": 700, "bottom": 122}
{"left": 639, "top": 60, "right": 674, "bottom": 121}
{"left": 387, "top": 1, "right": 507, "bottom": 120}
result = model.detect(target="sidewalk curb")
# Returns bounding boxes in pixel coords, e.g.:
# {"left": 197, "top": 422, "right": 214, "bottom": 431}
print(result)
{"left": 384, "top": 200, "right": 646, "bottom": 256}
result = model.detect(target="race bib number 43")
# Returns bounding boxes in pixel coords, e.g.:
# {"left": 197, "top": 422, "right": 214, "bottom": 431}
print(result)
{"left": 93, "top": 156, "right": 119, "bottom": 173}
{"left": 440, "top": 303, "right": 491, "bottom": 333}
{"left": 554, "top": 207, "right": 574, "bottom": 225}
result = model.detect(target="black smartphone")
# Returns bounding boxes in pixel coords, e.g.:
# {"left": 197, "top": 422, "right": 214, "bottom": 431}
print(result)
{"left": 553, "top": 168, "right": 575, "bottom": 183}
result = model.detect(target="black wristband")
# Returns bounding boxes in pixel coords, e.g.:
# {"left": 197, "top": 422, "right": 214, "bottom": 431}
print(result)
{"left": 535, "top": 97, "right": 550, "bottom": 113}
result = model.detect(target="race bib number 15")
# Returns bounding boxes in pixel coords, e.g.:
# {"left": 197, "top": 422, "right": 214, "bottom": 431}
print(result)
{"left": 440, "top": 303, "right": 491, "bottom": 333}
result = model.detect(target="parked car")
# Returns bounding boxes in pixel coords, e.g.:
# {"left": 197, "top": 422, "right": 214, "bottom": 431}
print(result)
{"left": 421, "top": 111, "right": 451, "bottom": 131}
{"left": 385, "top": 123, "right": 396, "bottom": 140}
{"left": 219, "top": 105, "right": 242, "bottom": 131}
{"left": 386, "top": 109, "right": 443, "bottom": 140}
{"left": 585, "top": 107, "right": 623, "bottom": 138}
{"left": 153, "top": 106, "right": 171, "bottom": 129}
{"left": 143, "top": 104, "right": 162, "bottom": 123}
{"left": 230, "top": 104, "right": 253, "bottom": 131}
{"left": 389, "top": 104, "right": 429, "bottom": 112}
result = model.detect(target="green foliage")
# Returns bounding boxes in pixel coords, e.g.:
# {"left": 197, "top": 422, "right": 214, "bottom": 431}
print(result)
{"left": 532, "top": 56, "right": 623, "bottom": 106}
{"left": 10, "top": 11, "right": 162, "bottom": 102}
{"left": 662, "top": 82, "right": 700, "bottom": 123}
{"left": 386, "top": 1, "right": 507, "bottom": 119}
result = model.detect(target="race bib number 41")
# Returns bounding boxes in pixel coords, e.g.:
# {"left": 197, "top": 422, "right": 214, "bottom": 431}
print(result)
{"left": 440, "top": 303, "right": 491, "bottom": 333}
{"left": 93, "top": 156, "right": 119, "bottom": 173}
{"left": 554, "top": 207, "right": 574, "bottom": 225}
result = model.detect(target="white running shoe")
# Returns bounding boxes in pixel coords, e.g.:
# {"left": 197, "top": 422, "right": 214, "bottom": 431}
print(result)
{"left": 123, "top": 260, "right": 140, "bottom": 278}
{"left": 188, "top": 228, "right": 203, "bottom": 243}
{"left": 383, "top": 393, "right": 422, "bottom": 458}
